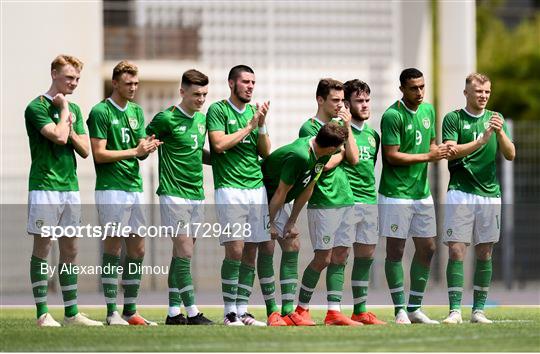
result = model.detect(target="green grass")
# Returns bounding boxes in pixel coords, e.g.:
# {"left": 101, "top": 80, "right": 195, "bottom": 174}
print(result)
{"left": 1, "top": 307, "right": 539, "bottom": 352}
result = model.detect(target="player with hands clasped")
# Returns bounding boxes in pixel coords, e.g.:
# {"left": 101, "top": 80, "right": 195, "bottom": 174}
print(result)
{"left": 442, "top": 73, "right": 515, "bottom": 325}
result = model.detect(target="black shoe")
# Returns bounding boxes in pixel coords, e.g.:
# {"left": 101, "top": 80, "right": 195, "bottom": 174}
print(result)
{"left": 187, "top": 313, "right": 214, "bottom": 325}
{"left": 165, "top": 313, "right": 187, "bottom": 325}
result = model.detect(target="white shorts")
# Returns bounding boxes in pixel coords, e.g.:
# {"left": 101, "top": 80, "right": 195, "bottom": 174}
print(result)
{"left": 27, "top": 190, "right": 81, "bottom": 235}
{"left": 378, "top": 194, "right": 437, "bottom": 239}
{"left": 443, "top": 190, "right": 501, "bottom": 246}
{"left": 273, "top": 203, "right": 293, "bottom": 238}
{"left": 307, "top": 206, "right": 354, "bottom": 250}
{"left": 215, "top": 187, "right": 270, "bottom": 245}
{"left": 95, "top": 190, "right": 146, "bottom": 236}
{"left": 352, "top": 203, "right": 379, "bottom": 245}
{"left": 159, "top": 195, "right": 204, "bottom": 236}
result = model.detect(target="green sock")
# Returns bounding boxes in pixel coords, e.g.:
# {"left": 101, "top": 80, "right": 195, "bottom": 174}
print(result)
{"left": 30, "top": 256, "right": 48, "bottom": 318}
{"left": 298, "top": 266, "right": 321, "bottom": 308}
{"left": 122, "top": 256, "right": 143, "bottom": 316}
{"left": 236, "top": 262, "right": 255, "bottom": 316}
{"left": 257, "top": 252, "right": 278, "bottom": 316}
{"left": 407, "top": 258, "right": 431, "bottom": 313}
{"left": 280, "top": 251, "right": 299, "bottom": 315}
{"left": 385, "top": 259, "right": 405, "bottom": 315}
{"left": 176, "top": 257, "right": 195, "bottom": 307}
{"left": 473, "top": 259, "right": 492, "bottom": 311}
{"left": 168, "top": 257, "right": 182, "bottom": 308}
{"left": 446, "top": 259, "right": 464, "bottom": 311}
{"left": 101, "top": 253, "right": 120, "bottom": 316}
{"left": 59, "top": 263, "right": 78, "bottom": 317}
{"left": 221, "top": 258, "right": 240, "bottom": 314}
{"left": 352, "top": 257, "right": 373, "bottom": 315}
{"left": 326, "top": 263, "right": 345, "bottom": 310}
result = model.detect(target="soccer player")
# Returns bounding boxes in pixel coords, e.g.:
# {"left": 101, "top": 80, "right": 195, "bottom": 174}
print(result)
{"left": 293, "top": 78, "right": 361, "bottom": 326}
{"left": 25, "top": 55, "right": 102, "bottom": 327}
{"left": 379, "top": 68, "right": 448, "bottom": 324}
{"left": 145, "top": 69, "right": 213, "bottom": 325}
{"left": 207, "top": 65, "right": 271, "bottom": 326}
{"left": 87, "top": 61, "right": 161, "bottom": 326}
{"left": 441, "top": 73, "right": 515, "bottom": 324}
{"left": 262, "top": 122, "right": 349, "bottom": 326}
{"left": 341, "top": 79, "right": 386, "bottom": 325}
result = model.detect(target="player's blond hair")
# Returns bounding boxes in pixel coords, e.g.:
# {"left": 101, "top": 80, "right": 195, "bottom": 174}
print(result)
{"left": 466, "top": 73, "right": 491, "bottom": 86}
{"left": 112, "top": 60, "right": 138, "bottom": 80}
{"left": 51, "top": 55, "right": 83, "bottom": 72}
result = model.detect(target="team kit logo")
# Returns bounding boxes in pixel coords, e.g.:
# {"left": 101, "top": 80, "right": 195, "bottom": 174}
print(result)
{"left": 422, "top": 118, "right": 430, "bottom": 129}
{"left": 447, "top": 228, "right": 453, "bottom": 237}
{"left": 128, "top": 117, "right": 138, "bottom": 129}
{"left": 314, "top": 163, "right": 324, "bottom": 174}
{"left": 198, "top": 123, "right": 206, "bottom": 135}
{"left": 368, "top": 136, "right": 376, "bottom": 147}
{"left": 391, "top": 224, "right": 398, "bottom": 232}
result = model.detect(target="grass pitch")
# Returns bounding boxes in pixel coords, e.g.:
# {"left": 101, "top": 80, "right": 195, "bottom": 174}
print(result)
{"left": 1, "top": 306, "right": 539, "bottom": 352}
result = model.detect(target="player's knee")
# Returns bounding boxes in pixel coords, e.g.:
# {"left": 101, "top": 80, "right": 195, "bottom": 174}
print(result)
{"left": 386, "top": 247, "right": 404, "bottom": 261}
{"left": 128, "top": 245, "right": 145, "bottom": 259}
{"left": 258, "top": 241, "right": 274, "bottom": 256}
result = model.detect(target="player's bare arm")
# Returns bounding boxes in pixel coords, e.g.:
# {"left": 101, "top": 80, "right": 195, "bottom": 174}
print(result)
{"left": 91, "top": 135, "right": 161, "bottom": 163}
{"left": 491, "top": 113, "right": 516, "bottom": 161}
{"left": 268, "top": 180, "right": 293, "bottom": 239}
{"left": 323, "top": 149, "right": 345, "bottom": 171}
{"left": 256, "top": 101, "right": 271, "bottom": 158}
{"left": 445, "top": 126, "right": 494, "bottom": 160}
{"left": 208, "top": 120, "right": 258, "bottom": 154}
{"left": 39, "top": 93, "right": 71, "bottom": 145}
{"left": 284, "top": 178, "right": 317, "bottom": 239}
{"left": 338, "top": 107, "right": 359, "bottom": 165}
{"left": 383, "top": 138, "right": 448, "bottom": 165}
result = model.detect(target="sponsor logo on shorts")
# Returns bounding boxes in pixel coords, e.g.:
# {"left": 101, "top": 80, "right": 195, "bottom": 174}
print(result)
{"left": 447, "top": 228, "right": 453, "bottom": 236}
{"left": 128, "top": 117, "right": 138, "bottom": 129}
{"left": 391, "top": 224, "right": 398, "bottom": 232}
{"left": 35, "top": 219, "right": 44, "bottom": 229}
{"left": 423, "top": 118, "right": 430, "bottom": 129}
{"left": 177, "top": 220, "right": 186, "bottom": 229}
{"left": 323, "top": 235, "right": 331, "bottom": 244}
{"left": 368, "top": 136, "right": 376, "bottom": 147}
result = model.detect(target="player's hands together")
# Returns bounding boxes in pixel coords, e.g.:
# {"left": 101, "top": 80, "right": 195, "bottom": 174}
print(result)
{"left": 135, "top": 134, "right": 162, "bottom": 157}
{"left": 428, "top": 143, "right": 449, "bottom": 161}
{"left": 337, "top": 106, "right": 352, "bottom": 127}
{"left": 478, "top": 125, "right": 494, "bottom": 145}
{"left": 254, "top": 101, "right": 270, "bottom": 127}
{"left": 270, "top": 222, "right": 279, "bottom": 240}
{"left": 445, "top": 141, "right": 458, "bottom": 158}
{"left": 489, "top": 113, "right": 504, "bottom": 135}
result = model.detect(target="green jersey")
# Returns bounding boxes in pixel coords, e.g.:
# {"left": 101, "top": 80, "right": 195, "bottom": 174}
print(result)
{"left": 442, "top": 109, "right": 511, "bottom": 198}
{"left": 299, "top": 118, "right": 354, "bottom": 208}
{"left": 146, "top": 105, "right": 206, "bottom": 200}
{"left": 87, "top": 98, "right": 146, "bottom": 192}
{"left": 341, "top": 122, "right": 380, "bottom": 204}
{"left": 379, "top": 100, "right": 436, "bottom": 199}
{"left": 262, "top": 137, "right": 329, "bottom": 204}
{"left": 206, "top": 99, "right": 263, "bottom": 190}
{"left": 25, "top": 95, "right": 86, "bottom": 191}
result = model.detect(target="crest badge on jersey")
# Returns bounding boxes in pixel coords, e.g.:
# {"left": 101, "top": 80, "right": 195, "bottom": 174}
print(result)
{"left": 198, "top": 123, "right": 206, "bottom": 135}
{"left": 422, "top": 118, "right": 430, "bottom": 129}
{"left": 128, "top": 117, "right": 138, "bottom": 129}
{"left": 314, "top": 163, "right": 324, "bottom": 174}
{"left": 368, "top": 136, "right": 376, "bottom": 147}
{"left": 484, "top": 122, "right": 490, "bottom": 130}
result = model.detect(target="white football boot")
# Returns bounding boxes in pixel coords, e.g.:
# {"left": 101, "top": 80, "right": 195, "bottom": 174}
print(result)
{"left": 471, "top": 310, "right": 493, "bottom": 324}
{"left": 442, "top": 310, "right": 463, "bottom": 324}
{"left": 407, "top": 309, "right": 440, "bottom": 324}
{"left": 37, "top": 313, "right": 61, "bottom": 327}
{"left": 395, "top": 309, "right": 412, "bottom": 324}
{"left": 64, "top": 313, "right": 103, "bottom": 326}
